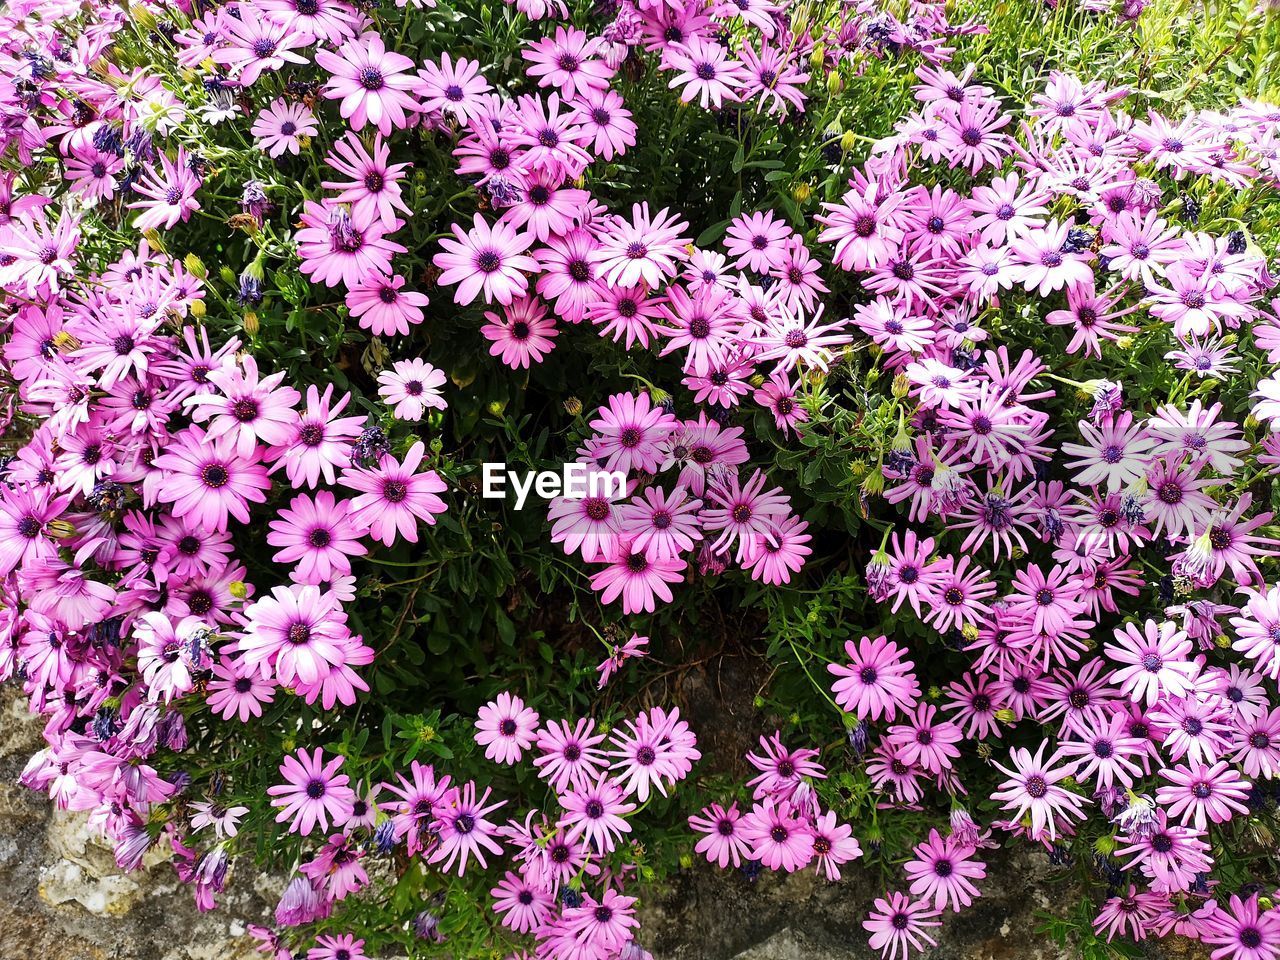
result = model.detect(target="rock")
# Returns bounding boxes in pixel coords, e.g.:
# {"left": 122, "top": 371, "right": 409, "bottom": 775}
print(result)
{"left": 39, "top": 858, "right": 148, "bottom": 916}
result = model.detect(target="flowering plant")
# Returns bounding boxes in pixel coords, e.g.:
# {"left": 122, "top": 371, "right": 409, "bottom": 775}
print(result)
{"left": 4, "top": 0, "right": 1280, "bottom": 956}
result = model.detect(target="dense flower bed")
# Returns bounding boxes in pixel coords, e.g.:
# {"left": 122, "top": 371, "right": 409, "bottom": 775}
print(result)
{"left": 4, "top": 0, "right": 1280, "bottom": 957}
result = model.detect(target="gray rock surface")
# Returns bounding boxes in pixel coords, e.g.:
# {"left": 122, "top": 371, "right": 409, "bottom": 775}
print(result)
{"left": 647, "top": 845, "right": 1070, "bottom": 960}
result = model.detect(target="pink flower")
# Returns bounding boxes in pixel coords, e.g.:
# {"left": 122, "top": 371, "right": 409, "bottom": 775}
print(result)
{"left": 307, "top": 934, "right": 368, "bottom": 960}
{"left": 434, "top": 214, "right": 538, "bottom": 306}
{"left": 739, "top": 798, "right": 813, "bottom": 872}
{"left": 588, "top": 392, "right": 678, "bottom": 474}
{"left": 557, "top": 775, "right": 635, "bottom": 852}
{"left": 990, "top": 743, "right": 1089, "bottom": 842}
{"left": 535, "top": 718, "right": 609, "bottom": 792}
{"left": 689, "top": 801, "right": 752, "bottom": 868}
{"left": 491, "top": 871, "right": 554, "bottom": 934}
{"left": 267, "top": 492, "right": 368, "bottom": 584}
{"left": 828, "top": 635, "right": 921, "bottom": 722}
{"left": 346, "top": 273, "right": 429, "bottom": 336}
{"left": 903, "top": 829, "right": 986, "bottom": 912}
{"left": 415, "top": 53, "right": 492, "bottom": 122}
{"left": 1156, "top": 760, "right": 1251, "bottom": 830}
{"left": 474, "top": 692, "right": 540, "bottom": 764}
{"left": 185, "top": 355, "right": 301, "bottom": 459}
{"left": 595, "top": 202, "right": 691, "bottom": 288}
{"left": 590, "top": 541, "right": 687, "bottom": 613}
{"left": 206, "top": 655, "right": 276, "bottom": 722}
{"left": 808, "top": 810, "right": 863, "bottom": 880}
{"left": 523, "top": 26, "right": 613, "bottom": 99}
{"left": 237, "top": 583, "right": 355, "bottom": 689}
{"left": 153, "top": 426, "right": 270, "bottom": 534}
{"left": 666, "top": 37, "right": 744, "bottom": 108}
{"left": 429, "top": 781, "right": 505, "bottom": 876}
{"left": 725, "top": 210, "right": 794, "bottom": 273}
{"left": 339, "top": 441, "right": 447, "bottom": 546}
{"left": 864, "top": 892, "right": 942, "bottom": 960}
{"left": 295, "top": 202, "right": 406, "bottom": 289}
{"left": 1200, "top": 894, "right": 1280, "bottom": 960}
{"left": 323, "top": 133, "right": 412, "bottom": 230}
{"left": 314, "top": 32, "right": 420, "bottom": 135}
{"left": 268, "top": 748, "right": 356, "bottom": 837}
{"left": 481, "top": 296, "right": 559, "bottom": 368}
{"left": 128, "top": 149, "right": 201, "bottom": 230}
{"left": 377, "top": 359, "right": 447, "bottom": 421}
{"left": 1104, "top": 619, "right": 1199, "bottom": 707}
{"left": 211, "top": 4, "right": 310, "bottom": 86}
{"left": 596, "top": 632, "right": 649, "bottom": 688}
{"left": 743, "top": 514, "right": 811, "bottom": 585}
{"left": 607, "top": 706, "right": 700, "bottom": 801}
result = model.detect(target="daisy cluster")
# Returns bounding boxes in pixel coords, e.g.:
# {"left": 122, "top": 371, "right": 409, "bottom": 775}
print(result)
{"left": 0, "top": 0, "right": 1279, "bottom": 954}
{"left": 793, "top": 75, "right": 1280, "bottom": 960}
{"left": 249, "top": 692, "right": 698, "bottom": 960}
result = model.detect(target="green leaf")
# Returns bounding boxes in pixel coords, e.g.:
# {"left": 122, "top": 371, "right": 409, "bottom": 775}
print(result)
{"left": 695, "top": 220, "right": 730, "bottom": 246}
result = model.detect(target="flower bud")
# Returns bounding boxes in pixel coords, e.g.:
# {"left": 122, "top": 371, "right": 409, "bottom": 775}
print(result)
{"left": 827, "top": 72, "right": 844, "bottom": 96}
{"left": 184, "top": 254, "right": 207, "bottom": 279}
{"left": 563, "top": 396, "right": 583, "bottom": 416}
{"left": 52, "top": 331, "right": 81, "bottom": 353}
{"left": 840, "top": 130, "right": 857, "bottom": 152}
{"left": 48, "top": 519, "right": 77, "bottom": 540}
{"left": 190, "top": 299, "right": 206, "bottom": 318}
{"left": 791, "top": 182, "right": 812, "bottom": 203}
{"left": 242, "top": 312, "right": 259, "bottom": 335}
{"left": 891, "top": 372, "right": 910, "bottom": 398}
{"left": 141, "top": 228, "right": 166, "bottom": 254}
{"left": 130, "top": 4, "right": 156, "bottom": 29}
{"left": 228, "top": 580, "right": 248, "bottom": 600}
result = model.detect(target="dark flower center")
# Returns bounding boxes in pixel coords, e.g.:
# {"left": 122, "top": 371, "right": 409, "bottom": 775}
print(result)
{"left": 201, "top": 464, "right": 229, "bottom": 488}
